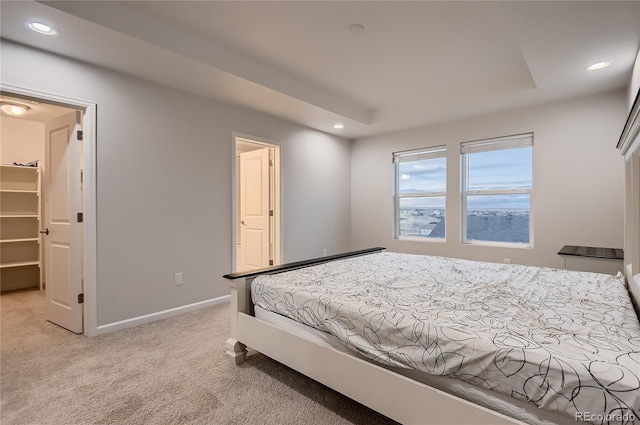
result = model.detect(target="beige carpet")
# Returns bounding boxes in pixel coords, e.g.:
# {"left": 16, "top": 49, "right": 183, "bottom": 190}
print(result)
{"left": 1, "top": 289, "right": 398, "bottom": 425}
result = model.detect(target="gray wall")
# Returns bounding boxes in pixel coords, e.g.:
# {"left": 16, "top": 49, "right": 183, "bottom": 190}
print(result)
{"left": 1, "top": 40, "right": 351, "bottom": 326}
{"left": 351, "top": 90, "right": 626, "bottom": 270}
{"left": 1, "top": 38, "right": 628, "bottom": 326}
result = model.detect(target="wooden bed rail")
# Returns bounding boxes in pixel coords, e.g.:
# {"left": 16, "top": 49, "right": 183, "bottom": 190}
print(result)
{"left": 223, "top": 247, "right": 386, "bottom": 280}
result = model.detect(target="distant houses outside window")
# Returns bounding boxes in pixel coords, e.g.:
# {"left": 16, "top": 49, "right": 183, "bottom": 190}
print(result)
{"left": 461, "top": 133, "right": 533, "bottom": 246}
{"left": 393, "top": 146, "right": 446, "bottom": 240}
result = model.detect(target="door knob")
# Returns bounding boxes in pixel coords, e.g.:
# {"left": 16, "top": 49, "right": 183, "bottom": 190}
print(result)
{"left": 40, "top": 228, "right": 49, "bottom": 235}
{"left": 240, "top": 220, "right": 245, "bottom": 225}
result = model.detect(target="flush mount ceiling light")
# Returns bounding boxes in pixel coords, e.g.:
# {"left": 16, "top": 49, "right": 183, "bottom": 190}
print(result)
{"left": 586, "top": 61, "right": 611, "bottom": 71}
{"left": 333, "top": 123, "right": 345, "bottom": 129}
{"left": 1, "top": 102, "right": 31, "bottom": 116}
{"left": 26, "top": 21, "right": 58, "bottom": 36}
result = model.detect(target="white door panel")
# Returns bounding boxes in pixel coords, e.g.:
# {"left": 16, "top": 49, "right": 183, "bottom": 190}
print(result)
{"left": 50, "top": 243, "right": 70, "bottom": 306}
{"left": 245, "top": 229, "right": 266, "bottom": 268}
{"left": 44, "top": 112, "right": 83, "bottom": 334}
{"left": 240, "top": 148, "right": 270, "bottom": 271}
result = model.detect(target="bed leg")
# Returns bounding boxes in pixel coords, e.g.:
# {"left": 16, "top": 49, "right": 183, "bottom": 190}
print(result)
{"left": 225, "top": 338, "right": 247, "bottom": 365}
{"left": 226, "top": 277, "right": 251, "bottom": 365}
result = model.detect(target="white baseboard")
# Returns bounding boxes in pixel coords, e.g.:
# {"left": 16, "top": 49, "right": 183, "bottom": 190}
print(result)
{"left": 93, "top": 295, "right": 230, "bottom": 336}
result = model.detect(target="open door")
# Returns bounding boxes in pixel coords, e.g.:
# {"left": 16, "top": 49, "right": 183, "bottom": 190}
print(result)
{"left": 240, "top": 147, "right": 271, "bottom": 271}
{"left": 44, "top": 111, "right": 83, "bottom": 333}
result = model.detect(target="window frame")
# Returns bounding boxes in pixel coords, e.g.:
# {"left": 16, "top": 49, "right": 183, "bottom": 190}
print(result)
{"left": 393, "top": 146, "right": 447, "bottom": 241}
{"left": 460, "top": 133, "right": 533, "bottom": 248}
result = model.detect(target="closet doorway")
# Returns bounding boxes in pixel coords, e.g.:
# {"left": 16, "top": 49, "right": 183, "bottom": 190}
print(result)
{"left": 233, "top": 136, "right": 281, "bottom": 272}
{"left": 0, "top": 88, "right": 94, "bottom": 335}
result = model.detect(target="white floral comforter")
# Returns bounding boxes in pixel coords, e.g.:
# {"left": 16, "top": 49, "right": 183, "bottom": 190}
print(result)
{"left": 251, "top": 252, "right": 640, "bottom": 424}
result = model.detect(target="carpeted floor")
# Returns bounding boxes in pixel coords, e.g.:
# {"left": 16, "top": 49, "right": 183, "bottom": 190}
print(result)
{"left": 0, "top": 289, "right": 398, "bottom": 425}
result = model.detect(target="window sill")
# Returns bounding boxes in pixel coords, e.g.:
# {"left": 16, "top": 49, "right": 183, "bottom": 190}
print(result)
{"left": 397, "top": 237, "right": 446, "bottom": 243}
{"left": 462, "top": 240, "right": 533, "bottom": 249}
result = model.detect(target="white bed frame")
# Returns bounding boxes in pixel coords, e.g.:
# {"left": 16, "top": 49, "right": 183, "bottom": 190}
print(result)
{"left": 223, "top": 248, "right": 523, "bottom": 425}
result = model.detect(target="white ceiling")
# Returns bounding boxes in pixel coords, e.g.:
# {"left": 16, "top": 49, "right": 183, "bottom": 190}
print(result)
{"left": 1, "top": 1, "right": 639, "bottom": 138}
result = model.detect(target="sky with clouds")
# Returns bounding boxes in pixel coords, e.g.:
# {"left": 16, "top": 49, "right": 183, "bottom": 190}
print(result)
{"left": 399, "top": 147, "right": 532, "bottom": 210}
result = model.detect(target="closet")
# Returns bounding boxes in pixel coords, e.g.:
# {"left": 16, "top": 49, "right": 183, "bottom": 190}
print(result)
{"left": 0, "top": 99, "right": 57, "bottom": 293}
{"left": 0, "top": 164, "right": 42, "bottom": 290}
{"left": 1, "top": 94, "right": 85, "bottom": 333}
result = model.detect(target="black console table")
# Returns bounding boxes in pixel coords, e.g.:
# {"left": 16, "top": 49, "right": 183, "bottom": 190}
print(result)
{"left": 557, "top": 245, "right": 624, "bottom": 270}
{"left": 557, "top": 245, "right": 623, "bottom": 259}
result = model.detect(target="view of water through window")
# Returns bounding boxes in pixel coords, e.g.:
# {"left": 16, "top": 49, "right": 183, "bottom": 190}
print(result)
{"left": 397, "top": 155, "right": 446, "bottom": 238}
{"left": 396, "top": 140, "right": 532, "bottom": 243}
{"left": 464, "top": 144, "right": 532, "bottom": 243}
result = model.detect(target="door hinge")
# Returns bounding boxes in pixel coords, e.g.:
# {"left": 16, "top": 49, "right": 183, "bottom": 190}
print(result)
{"left": 269, "top": 159, "right": 273, "bottom": 166}
{"left": 78, "top": 293, "right": 84, "bottom": 304}
{"left": 77, "top": 212, "right": 84, "bottom": 223}
{"left": 269, "top": 210, "right": 274, "bottom": 217}
{"left": 77, "top": 130, "right": 83, "bottom": 141}
{"left": 269, "top": 260, "right": 273, "bottom": 266}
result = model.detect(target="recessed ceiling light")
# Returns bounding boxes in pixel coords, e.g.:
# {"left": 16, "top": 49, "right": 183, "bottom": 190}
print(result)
{"left": 26, "top": 21, "right": 58, "bottom": 36}
{"left": 333, "top": 123, "right": 344, "bottom": 129}
{"left": 586, "top": 61, "right": 611, "bottom": 71}
{"left": 1, "top": 102, "right": 31, "bottom": 116}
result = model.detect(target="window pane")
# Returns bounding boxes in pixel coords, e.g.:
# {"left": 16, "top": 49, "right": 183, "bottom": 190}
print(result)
{"left": 467, "top": 147, "right": 532, "bottom": 191}
{"left": 399, "top": 157, "right": 446, "bottom": 194}
{"left": 398, "top": 197, "right": 445, "bottom": 238}
{"left": 466, "top": 194, "right": 530, "bottom": 243}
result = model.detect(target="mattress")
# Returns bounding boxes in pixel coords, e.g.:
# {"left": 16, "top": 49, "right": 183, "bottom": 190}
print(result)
{"left": 251, "top": 252, "right": 640, "bottom": 425}
{"left": 255, "top": 306, "right": 575, "bottom": 425}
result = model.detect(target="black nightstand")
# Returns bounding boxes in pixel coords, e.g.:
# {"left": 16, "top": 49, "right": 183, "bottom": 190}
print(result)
{"left": 557, "top": 245, "right": 624, "bottom": 274}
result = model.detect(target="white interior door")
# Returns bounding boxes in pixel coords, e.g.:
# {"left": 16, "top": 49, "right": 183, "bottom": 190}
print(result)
{"left": 44, "top": 111, "right": 83, "bottom": 333}
{"left": 240, "top": 148, "right": 271, "bottom": 271}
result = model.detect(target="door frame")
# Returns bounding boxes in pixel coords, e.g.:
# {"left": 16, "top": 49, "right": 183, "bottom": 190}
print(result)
{"left": 231, "top": 132, "right": 281, "bottom": 272}
{"left": 1, "top": 83, "right": 98, "bottom": 336}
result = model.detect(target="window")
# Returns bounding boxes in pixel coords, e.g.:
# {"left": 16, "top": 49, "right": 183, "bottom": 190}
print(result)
{"left": 393, "top": 146, "right": 446, "bottom": 240}
{"left": 461, "top": 133, "right": 533, "bottom": 246}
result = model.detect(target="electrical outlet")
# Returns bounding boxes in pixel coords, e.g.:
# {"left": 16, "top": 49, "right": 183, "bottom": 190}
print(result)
{"left": 175, "top": 272, "right": 184, "bottom": 286}
{"left": 503, "top": 259, "right": 511, "bottom": 264}
{"left": 323, "top": 248, "right": 328, "bottom": 257}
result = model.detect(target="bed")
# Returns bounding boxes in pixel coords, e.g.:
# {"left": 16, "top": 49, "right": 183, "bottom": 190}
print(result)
{"left": 223, "top": 248, "right": 640, "bottom": 425}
